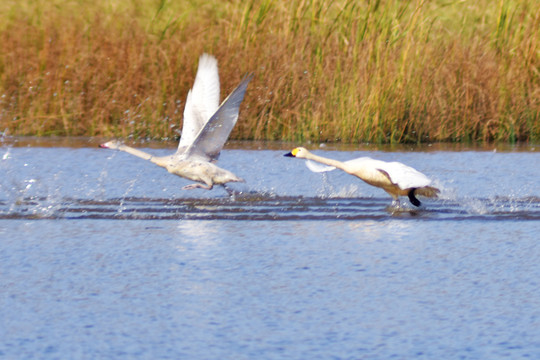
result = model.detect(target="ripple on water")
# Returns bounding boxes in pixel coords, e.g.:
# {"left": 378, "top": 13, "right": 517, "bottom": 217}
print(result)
{"left": 1, "top": 194, "right": 539, "bottom": 221}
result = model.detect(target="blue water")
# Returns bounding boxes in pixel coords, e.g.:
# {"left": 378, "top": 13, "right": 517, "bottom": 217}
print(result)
{"left": 0, "top": 139, "right": 539, "bottom": 359}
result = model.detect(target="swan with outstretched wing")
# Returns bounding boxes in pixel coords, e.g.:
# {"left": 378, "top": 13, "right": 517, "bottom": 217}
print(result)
{"left": 100, "top": 53, "right": 253, "bottom": 193}
{"left": 285, "top": 147, "right": 439, "bottom": 207}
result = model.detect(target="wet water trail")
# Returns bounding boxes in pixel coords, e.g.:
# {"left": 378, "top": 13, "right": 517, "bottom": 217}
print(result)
{"left": 2, "top": 194, "right": 539, "bottom": 221}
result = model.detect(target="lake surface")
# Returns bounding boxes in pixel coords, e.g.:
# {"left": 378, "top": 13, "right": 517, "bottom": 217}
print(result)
{"left": 1, "top": 137, "right": 539, "bottom": 359}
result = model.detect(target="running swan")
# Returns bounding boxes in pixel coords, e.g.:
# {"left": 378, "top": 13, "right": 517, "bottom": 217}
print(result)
{"left": 284, "top": 147, "right": 439, "bottom": 207}
{"left": 100, "top": 54, "right": 253, "bottom": 192}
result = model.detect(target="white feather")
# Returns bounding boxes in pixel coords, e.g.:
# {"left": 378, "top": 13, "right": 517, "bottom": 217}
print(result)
{"left": 305, "top": 160, "right": 336, "bottom": 173}
{"left": 343, "top": 157, "right": 432, "bottom": 189}
{"left": 177, "top": 54, "right": 220, "bottom": 153}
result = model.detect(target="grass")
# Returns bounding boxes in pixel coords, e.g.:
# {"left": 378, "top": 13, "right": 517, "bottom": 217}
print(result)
{"left": 0, "top": 0, "right": 538, "bottom": 144}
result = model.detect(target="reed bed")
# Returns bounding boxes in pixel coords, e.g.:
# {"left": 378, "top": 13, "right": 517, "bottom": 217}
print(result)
{"left": 0, "top": 0, "right": 538, "bottom": 143}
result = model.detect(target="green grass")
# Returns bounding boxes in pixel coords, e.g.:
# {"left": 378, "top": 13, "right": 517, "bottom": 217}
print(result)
{"left": 0, "top": 0, "right": 538, "bottom": 143}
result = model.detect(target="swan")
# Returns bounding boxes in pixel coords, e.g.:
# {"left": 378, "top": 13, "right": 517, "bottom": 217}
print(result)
{"left": 284, "top": 147, "right": 439, "bottom": 207}
{"left": 100, "top": 53, "right": 253, "bottom": 193}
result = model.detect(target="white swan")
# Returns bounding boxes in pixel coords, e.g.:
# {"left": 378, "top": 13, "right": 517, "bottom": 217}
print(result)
{"left": 284, "top": 147, "right": 439, "bottom": 206}
{"left": 100, "top": 53, "right": 252, "bottom": 193}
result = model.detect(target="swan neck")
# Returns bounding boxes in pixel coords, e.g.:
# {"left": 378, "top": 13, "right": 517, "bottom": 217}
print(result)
{"left": 305, "top": 152, "right": 345, "bottom": 170}
{"left": 118, "top": 144, "right": 154, "bottom": 162}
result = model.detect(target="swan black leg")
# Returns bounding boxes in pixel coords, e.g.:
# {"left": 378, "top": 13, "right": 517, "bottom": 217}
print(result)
{"left": 408, "top": 189, "right": 421, "bottom": 207}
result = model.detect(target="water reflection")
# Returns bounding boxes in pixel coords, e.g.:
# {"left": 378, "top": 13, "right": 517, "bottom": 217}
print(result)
{"left": 346, "top": 220, "right": 415, "bottom": 242}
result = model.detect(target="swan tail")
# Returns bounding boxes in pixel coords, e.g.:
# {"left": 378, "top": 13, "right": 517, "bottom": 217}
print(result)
{"left": 415, "top": 186, "right": 440, "bottom": 198}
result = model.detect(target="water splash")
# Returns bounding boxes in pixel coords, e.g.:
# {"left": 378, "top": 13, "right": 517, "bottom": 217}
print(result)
{"left": 2, "top": 148, "right": 10, "bottom": 160}
{"left": 1, "top": 194, "right": 538, "bottom": 221}
{"left": 1, "top": 144, "right": 538, "bottom": 221}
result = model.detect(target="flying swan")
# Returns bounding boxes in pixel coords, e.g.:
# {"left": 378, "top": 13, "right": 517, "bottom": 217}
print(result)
{"left": 100, "top": 53, "right": 253, "bottom": 193}
{"left": 284, "top": 147, "right": 439, "bottom": 207}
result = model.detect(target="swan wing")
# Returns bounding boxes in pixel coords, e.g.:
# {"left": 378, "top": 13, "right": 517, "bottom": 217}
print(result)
{"left": 377, "top": 161, "right": 432, "bottom": 189}
{"left": 177, "top": 54, "right": 220, "bottom": 153}
{"left": 183, "top": 73, "right": 253, "bottom": 161}
{"left": 305, "top": 160, "right": 336, "bottom": 173}
{"left": 342, "top": 157, "right": 432, "bottom": 189}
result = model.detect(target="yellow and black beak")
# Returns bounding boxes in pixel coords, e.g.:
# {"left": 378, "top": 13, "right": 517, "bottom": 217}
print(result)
{"left": 284, "top": 148, "right": 298, "bottom": 157}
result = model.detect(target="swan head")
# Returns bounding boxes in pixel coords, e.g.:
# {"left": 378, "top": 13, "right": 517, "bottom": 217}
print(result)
{"left": 284, "top": 147, "right": 309, "bottom": 159}
{"left": 99, "top": 140, "right": 121, "bottom": 149}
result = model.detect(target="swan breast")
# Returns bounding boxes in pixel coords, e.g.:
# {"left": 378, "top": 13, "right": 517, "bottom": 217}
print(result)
{"left": 166, "top": 160, "right": 242, "bottom": 184}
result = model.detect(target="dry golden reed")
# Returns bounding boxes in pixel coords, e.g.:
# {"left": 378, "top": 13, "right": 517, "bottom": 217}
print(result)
{"left": 0, "top": 0, "right": 538, "bottom": 143}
